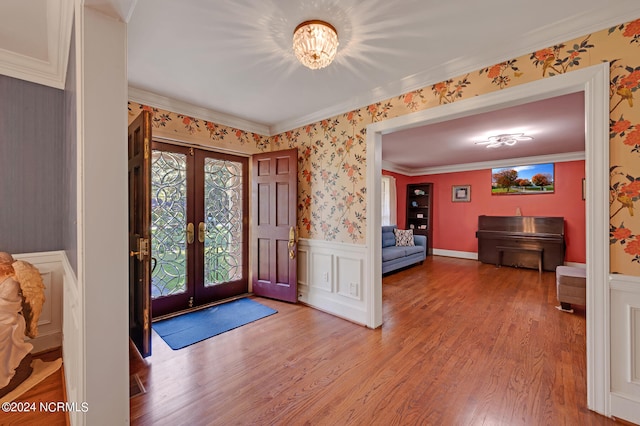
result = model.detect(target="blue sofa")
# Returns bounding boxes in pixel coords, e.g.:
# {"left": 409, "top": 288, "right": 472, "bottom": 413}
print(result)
{"left": 382, "top": 225, "right": 427, "bottom": 274}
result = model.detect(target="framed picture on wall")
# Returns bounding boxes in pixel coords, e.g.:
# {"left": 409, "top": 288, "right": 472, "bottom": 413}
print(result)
{"left": 491, "top": 162, "right": 555, "bottom": 195}
{"left": 452, "top": 185, "right": 471, "bottom": 202}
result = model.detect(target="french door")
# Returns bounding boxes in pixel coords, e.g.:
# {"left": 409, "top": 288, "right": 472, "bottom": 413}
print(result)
{"left": 150, "top": 142, "right": 248, "bottom": 318}
{"left": 128, "top": 111, "right": 152, "bottom": 357}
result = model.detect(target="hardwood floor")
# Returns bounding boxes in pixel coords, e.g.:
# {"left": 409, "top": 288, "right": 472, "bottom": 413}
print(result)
{"left": 2, "top": 348, "right": 68, "bottom": 426}
{"left": 130, "top": 256, "right": 621, "bottom": 425}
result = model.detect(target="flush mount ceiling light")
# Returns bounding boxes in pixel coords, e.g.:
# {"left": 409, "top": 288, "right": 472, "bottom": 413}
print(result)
{"left": 474, "top": 133, "right": 534, "bottom": 149}
{"left": 293, "top": 20, "right": 338, "bottom": 70}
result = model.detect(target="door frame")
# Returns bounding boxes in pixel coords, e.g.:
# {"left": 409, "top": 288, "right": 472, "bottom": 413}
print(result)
{"left": 365, "top": 63, "right": 610, "bottom": 415}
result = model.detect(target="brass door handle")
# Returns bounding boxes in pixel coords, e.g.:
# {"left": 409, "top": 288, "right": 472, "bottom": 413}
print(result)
{"left": 187, "top": 223, "right": 194, "bottom": 244}
{"left": 130, "top": 238, "right": 149, "bottom": 261}
{"left": 288, "top": 226, "right": 297, "bottom": 259}
{"left": 198, "top": 222, "right": 206, "bottom": 243}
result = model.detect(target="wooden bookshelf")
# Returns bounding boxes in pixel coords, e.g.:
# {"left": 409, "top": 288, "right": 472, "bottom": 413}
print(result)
{"left": 406, "top": 183, "right": 433, "bottom": 254}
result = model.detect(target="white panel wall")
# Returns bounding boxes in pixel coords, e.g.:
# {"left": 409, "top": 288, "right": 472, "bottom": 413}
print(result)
{"left": 11, "top": 251, "right": 82, "bottom": 423}
{"left": 610, "top": 274, "right": 640, "bottom": 425}
{"left": 13, "top": 251, "right": 64, "bottom": 353}
{"left": 62, "top": 254, "right": 83, "bottom": 426}
{"left": 297, "top": 239, "right": 367, "bottom": 325}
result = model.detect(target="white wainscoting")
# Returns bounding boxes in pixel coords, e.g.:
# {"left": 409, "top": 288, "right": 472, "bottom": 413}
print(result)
{"left": 610, "top": 274, "right": 640, "bottom": 425}
{"left": 297, "top": 238, "right": 368, "bottom": 325}
{"left": 13, "top": 251, "right": 65, "bottom": 353}
{"left": 13, "top": 250, "right": 83, "bottom": 425}
{"left": 61, "top": 252, "right": 82, "bottom": 426}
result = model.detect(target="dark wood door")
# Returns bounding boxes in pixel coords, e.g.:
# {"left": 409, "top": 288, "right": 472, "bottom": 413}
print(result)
{"left": 251, "top": 148, "right": 298, "bottom": 303}
{"left": 128, "top": 111, "right": 153, "bottom": 357}
{"left": 150, "top": 142, "right": 249, "bottom": 317}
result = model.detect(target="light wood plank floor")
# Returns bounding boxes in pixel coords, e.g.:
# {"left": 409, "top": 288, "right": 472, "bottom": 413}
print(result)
{"left": 2, "top": 348, "right": 68, "bottom": 425}
{"left": 130, "top": 256, "right": 622, "bottom": 425}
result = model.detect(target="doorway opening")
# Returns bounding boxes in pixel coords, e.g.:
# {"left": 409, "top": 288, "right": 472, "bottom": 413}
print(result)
{"left": 150, "top": 141, "right": 249, "bottom": 318}
{"left": 366, "top": 63, "right": 610, "bottom": 414}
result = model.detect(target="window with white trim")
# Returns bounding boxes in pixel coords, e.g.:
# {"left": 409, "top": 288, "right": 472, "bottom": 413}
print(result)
{"left": 381, "top": 175, "right": 397, "bottom": 226}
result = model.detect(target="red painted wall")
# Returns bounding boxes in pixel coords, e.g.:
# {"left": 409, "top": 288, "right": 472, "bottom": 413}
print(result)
{"left": 383, "top": 160, "right": 586, "bottom": 263}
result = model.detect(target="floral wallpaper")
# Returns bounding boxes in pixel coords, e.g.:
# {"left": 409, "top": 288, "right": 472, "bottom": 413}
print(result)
{"left": 129, "top": 17, "right": 640, "bottom": 276}
{"left": 127, "top": 103, "right": 270, "bottom": 155}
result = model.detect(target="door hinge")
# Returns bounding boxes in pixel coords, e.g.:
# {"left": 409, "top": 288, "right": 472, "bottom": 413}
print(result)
{"left": 144, "top": 137, "right": 150, "bottom": 159}
{"left": 188, "top": 297, "right": 194, "bottom": 308}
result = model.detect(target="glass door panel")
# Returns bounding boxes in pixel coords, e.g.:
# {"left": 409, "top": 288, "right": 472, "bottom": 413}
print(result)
{"left": 151, "top": 150, "right": 188, "bottom": 298}
{"left": 203, "top": 158, "right": 244, "bottom": 286}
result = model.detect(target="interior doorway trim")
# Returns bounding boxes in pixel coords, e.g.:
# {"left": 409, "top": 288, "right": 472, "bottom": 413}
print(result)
{"left": 365, "top": 63, "right": 610, "bottom": 415}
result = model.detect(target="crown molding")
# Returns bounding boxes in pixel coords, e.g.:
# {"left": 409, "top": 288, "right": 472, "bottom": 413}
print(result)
{"left": 381, "top": 161, "right": 417, "bottom": 176}
{"left": 0, "top": 0, "right": 73, "bottom": 90}
{"left": 85, "top": 0, "right": 138, "bottom": 23}
{"left": 131, "top": 4, "right": 640, "bottom": 137}
{"left": 128, "top": 86, "right": 271, "bottom": 136}
{"left": 270, "top": 5, "right": 640, "bottom": 135}
{"left": 383, "top": 151, "right": 585, "bottom": 176}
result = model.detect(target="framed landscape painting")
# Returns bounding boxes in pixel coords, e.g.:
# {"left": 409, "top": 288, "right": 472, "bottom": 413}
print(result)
{"left": 491, "top": 163, "right": 554, "bottom": 195}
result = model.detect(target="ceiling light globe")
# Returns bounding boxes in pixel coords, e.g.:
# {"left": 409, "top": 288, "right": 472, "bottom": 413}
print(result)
{"left": 293, "top": 20, "right": 338, "bottom": 70}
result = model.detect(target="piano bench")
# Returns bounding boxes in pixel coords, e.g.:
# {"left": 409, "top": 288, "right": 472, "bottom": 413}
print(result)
{"left": 555, "top": 265, "right": 586, "bottom": 313}
{"left": 496, "top": 245, "right": 543, "bottom": 274}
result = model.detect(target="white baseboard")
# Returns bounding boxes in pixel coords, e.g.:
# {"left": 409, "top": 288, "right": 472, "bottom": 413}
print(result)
{"left": 432, "top": 249, "right": 478, "bottom": 260}
{"left": 611, "top": 392, "right": 640, "bottom": 425}
{"left": 432, "top": 249, "right": 586, "bottom": 268}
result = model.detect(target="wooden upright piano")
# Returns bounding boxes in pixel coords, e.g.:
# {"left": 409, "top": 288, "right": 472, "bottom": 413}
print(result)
{"left": 476, "top": 215, "right": 565, "bottom": 272}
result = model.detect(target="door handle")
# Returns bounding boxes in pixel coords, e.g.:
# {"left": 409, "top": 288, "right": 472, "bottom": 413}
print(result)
{"left": 130, "top": 237, "right": 149, "bottom": 261}
{"left": 198, "top": 222, "right": 206, "bottom": 243}
{"left": 288, "top": 226, "right": 297, "bottom": 259}
{"left": 187, "top": 223, "right": 195, "bottom": 244}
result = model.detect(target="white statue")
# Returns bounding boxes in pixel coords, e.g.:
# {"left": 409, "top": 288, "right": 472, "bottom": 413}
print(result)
{"left": 0, "top": 252, "right": 45, "bottom": 389}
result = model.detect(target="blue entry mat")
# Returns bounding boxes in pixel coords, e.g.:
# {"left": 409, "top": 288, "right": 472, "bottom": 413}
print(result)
{"left": 153, "top": 298, "right": 277, "bottom": 350}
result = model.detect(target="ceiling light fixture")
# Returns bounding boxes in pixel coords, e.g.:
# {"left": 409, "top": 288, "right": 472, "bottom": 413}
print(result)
{"left": 475, "top": 133, "right": 534, "bottom": 149}
{"left": 293, "top": 20, "right": 338, "bottom": 70}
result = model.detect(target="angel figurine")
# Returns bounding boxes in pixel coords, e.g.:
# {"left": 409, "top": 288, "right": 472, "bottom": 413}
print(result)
{"left": 0, "top": 252, "right": 45, "bottom": 393}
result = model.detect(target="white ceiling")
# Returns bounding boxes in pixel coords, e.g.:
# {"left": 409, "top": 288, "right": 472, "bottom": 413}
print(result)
{"left": 382, "top": 92, "right": 585, "bottom": 172}
{"left": 125, "top": 0, "right": 640, "bottom": 134}
{"left": 2, "top": 0, "right": 640, "bottom": 170}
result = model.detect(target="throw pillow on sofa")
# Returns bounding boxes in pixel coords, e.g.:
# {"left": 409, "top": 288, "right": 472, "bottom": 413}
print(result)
{"left": 394, "top": 229, "right": 415, "bottom": 246}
